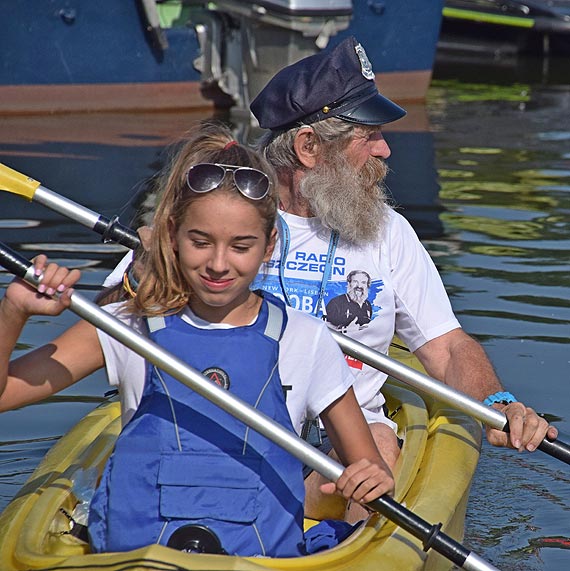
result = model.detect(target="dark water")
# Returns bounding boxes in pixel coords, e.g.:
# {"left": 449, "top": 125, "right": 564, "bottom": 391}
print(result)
{"left": 428, "top": 56, "right": 570, "bottom": 570}
{"left": 0, "top": 56, "right": 569, "bottom": 569}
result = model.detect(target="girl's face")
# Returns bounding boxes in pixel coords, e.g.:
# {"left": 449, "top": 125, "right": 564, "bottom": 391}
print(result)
{"left": 170, "top": 192, "right": 276, "bottom": 325}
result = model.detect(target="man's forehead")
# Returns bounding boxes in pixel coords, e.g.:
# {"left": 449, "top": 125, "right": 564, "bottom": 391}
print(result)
{"left": 353, "top": 125, "right": 383, "bottom": 137}
{"left": 296, "top": 122, "right": 380, "bottom": 140}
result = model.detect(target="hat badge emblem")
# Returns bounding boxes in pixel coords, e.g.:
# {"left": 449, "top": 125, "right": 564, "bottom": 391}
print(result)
{"left": 354, "top": 43, "right": 374, "bottom": 80}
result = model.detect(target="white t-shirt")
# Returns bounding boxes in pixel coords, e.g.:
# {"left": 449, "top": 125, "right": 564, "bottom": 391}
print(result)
{"left": 96, "top": 302, "right": 356, "bottom": 433}
{"left": 103, "top": 208, "right": 459, "bottom": 426}
{"left": 251, "top": 208, "right": 461, "bottom": 423}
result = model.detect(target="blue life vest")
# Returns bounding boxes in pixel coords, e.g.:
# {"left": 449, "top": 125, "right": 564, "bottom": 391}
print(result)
{"left": 88, "top": 293, "right": 306, "bottom": 557}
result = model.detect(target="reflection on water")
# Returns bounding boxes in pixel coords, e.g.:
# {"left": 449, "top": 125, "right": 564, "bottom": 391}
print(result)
{"left": 460, "top": 446, "right": 570, "bottom": 570}
{"left": 0, "top": 63, "right": 569, "bottom": 569}
{"left": 427, "top": 72, "right": 570, "bottom": 570}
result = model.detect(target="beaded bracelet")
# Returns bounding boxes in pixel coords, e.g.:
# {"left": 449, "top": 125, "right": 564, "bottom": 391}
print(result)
{"left": 483, "top": 391, "right": 517, "bottom": 406}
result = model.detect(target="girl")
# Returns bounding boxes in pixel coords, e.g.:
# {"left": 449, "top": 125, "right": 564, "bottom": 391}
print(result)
{"left": 0, "top": 122, "right": 393, "bottom": 558}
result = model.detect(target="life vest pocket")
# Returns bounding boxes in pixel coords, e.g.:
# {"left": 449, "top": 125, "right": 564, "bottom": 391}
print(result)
{"left": 158, "top": 452, "right": 261, "bottom": 523}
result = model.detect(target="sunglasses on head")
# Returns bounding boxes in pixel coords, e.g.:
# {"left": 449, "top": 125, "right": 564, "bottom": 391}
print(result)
{"left": 186, "top": 163, "right": 270, "bottom": 201}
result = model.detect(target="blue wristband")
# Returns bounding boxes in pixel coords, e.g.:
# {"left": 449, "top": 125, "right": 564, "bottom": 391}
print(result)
{"left": 483, "top": 391, "right": 517, "bottom": 406}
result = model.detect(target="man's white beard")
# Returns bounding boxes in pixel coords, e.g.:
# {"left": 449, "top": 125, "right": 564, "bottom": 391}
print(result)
{"left": 348, "top": 287, "right": 367, "bottom": 305}
{"left": 298, "top": 154, "right": 390, "bottom": 245}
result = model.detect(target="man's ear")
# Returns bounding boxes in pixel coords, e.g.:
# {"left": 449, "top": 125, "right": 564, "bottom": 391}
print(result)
{"left": 293, "top": 127, "right": 319, "bottom": 169}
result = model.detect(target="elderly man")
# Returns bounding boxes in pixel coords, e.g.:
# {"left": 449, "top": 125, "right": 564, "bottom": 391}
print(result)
{"left": 248, "top": 36, "right": 557, "bottom": 520}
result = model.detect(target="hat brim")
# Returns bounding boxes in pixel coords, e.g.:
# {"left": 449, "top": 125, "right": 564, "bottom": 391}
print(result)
{"left": 336, "top": 92, "right": 406, "bottom": 126}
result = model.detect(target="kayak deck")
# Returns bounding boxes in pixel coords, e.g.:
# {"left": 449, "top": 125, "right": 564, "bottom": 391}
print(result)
{"left": 0, "top": 354, "right": 482, "bottom": 571}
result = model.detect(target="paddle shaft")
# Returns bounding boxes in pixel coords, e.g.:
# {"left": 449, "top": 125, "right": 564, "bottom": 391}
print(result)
{"left": 35, "top": 186, "right": 140, "bottom": 251}
{"left": 0, "top": 163, "right": 139, "bottom": 251}
{"left": 1, "top": 168, "right": 568, "bottom": 466}
{"left": 0, "top": 243, "right": 499, "bottom": 571}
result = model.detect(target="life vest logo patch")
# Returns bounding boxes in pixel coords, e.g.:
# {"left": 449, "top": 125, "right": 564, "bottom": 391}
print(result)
{"left": 202, "top": 367, "right": 230, "bottom": 390}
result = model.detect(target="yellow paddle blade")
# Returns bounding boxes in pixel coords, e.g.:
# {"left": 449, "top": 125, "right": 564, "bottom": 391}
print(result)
{"left": 0, "top": 163, "right": 41, "bottom": 200}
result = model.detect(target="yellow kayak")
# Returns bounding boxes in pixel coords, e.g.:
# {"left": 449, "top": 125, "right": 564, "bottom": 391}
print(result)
{"left": 0, "top": 346, "right": 482, "bottom": 571}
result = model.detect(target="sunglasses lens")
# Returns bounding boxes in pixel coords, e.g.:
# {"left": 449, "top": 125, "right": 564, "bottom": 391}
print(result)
{"left": 186, "top": 164, "right": 225, "bottom": 193}
{"left": 233, "top": 168, "right": 270, "bottom": 200}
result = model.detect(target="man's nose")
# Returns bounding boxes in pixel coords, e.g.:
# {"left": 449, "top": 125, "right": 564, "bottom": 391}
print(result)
{"left": 369, "top": 133, "right": 391, "bottom": 159}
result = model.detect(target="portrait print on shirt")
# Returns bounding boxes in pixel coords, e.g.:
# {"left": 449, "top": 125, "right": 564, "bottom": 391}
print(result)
{"left": 252, "top": 262, "right": 384, "bottom": 331}
{"left": 325, "top": 270, "right": 374, "bottom": 331}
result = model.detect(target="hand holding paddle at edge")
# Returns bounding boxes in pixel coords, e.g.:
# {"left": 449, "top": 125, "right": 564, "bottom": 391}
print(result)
{"left": 487, "top": 400, "right": 557, "bottom": 453}
{"left": 414, "top": 333, "right": 558, "bottom": 454}
{"left": 7, "top": 254, "right": 78, "bottom": 312}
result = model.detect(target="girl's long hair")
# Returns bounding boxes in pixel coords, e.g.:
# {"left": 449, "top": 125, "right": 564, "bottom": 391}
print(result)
{"left": 128, "top": 121, "right": 278, "bottom": 316}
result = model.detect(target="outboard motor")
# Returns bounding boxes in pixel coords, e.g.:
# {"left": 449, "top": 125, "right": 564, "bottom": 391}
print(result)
{"left": 187, "top": 1, "right": 353, "bottom": 114}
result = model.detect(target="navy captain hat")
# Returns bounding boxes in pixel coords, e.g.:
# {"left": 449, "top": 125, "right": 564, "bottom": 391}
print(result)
{"left": 250, "top": 36, "right": 406, "bottom": 131}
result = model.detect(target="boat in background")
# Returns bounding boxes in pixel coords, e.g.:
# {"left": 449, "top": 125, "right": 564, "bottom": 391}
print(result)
{"left": 439, "top": 0, "right": 570, "bottom": 58}
{"left": 0, "top": 0, "right": 445, "bottom": 115}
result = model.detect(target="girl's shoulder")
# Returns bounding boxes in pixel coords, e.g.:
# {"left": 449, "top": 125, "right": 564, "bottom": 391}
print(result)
{"left": 102, "top": 300, "right": 131, "bottom": 316}
{"left": 101, "top": 301, "right": 145, "bottom": 331}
